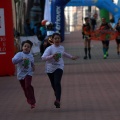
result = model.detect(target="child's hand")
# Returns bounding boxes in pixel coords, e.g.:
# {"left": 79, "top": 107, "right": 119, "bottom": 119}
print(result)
{"left": 22, "top": 58, "right": 29, "bottom": 68}
{"left": 23, "top": 58, "right": 28, "bottom": 60}
{"left": 53, "top": 53, "right": 61, "bottom": 62}
{"left": 32, "top": 65, "right": 35, "bottom": 71}
{"left": 71, "top": 56, "right": 79, "bottom": 60}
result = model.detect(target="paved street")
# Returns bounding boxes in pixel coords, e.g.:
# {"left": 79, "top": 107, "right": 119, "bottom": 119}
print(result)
{"left": 0, "top": 31, "right": 120, "bottom": 120}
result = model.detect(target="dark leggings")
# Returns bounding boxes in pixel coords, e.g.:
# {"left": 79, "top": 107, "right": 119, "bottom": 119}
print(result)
{"left": 102, "top": 40, "right": 109, "bottom": 47}
{"left": 19, "top": 75, "right": 36, "bottom": 105}
{"left": 47, "top": 69, "right": 63, "bottom": 101}
{"left": 116, "top": 39, "right": 120, "bottom": 44}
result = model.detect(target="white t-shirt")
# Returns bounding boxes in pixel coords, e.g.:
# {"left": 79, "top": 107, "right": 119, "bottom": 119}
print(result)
{"left": 41, "top": 44, "right": 73, "bottom": 73}
{"left": 12, "top": 52, "right": 34, "bottom": 80}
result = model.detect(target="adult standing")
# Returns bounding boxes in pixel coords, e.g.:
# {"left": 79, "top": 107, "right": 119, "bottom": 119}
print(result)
{"left": 114, "top": 18, "right": 120, "bottom": 55}
{"left": 82, "top": 17, "right": 92, "bottom": 59}
{"left": 24, "top": 19, "right": 33, "bottom": 36}
{"left": 91, "top": 13, "right": 97, "bottom": 31}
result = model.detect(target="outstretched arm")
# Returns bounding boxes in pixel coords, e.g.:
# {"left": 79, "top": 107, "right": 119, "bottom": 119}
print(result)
{"left": 63, "top": 52, "right": 79, "bottom": 60}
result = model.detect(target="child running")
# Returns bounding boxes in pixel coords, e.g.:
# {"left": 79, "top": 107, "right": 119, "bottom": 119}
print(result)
{"left": 41, "top": 33, "right": 79, "bottom": 108}
{"left": 12, "top": 40, "right": 36, "bottom": 109}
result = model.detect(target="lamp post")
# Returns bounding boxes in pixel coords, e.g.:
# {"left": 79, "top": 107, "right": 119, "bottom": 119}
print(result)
{"left": 30, "top": 0, "right": 42, "bottom": 29}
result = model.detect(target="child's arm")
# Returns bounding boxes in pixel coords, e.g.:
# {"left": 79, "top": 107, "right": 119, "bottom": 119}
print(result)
{"left": 12, "top": 52, "right": 23, "bottom": 64}
{"left": 41, "top": 55, "right": 54, "bottom": 61}
{"left": 41, "top": 47, "right": 54, "bottom": 61}
{"left": 63, "top": 52, "right": 79, "bottom": 60}
{"left": 31, "top": 63, "right": 35, "bottom": 71}
{"left": 31, "top": 55, "right": 35, "bottom": 71}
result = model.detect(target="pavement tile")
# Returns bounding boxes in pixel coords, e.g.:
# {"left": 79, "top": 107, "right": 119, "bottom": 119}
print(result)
{"left": 0, "top": 31, "right": 120, "bottom": 120}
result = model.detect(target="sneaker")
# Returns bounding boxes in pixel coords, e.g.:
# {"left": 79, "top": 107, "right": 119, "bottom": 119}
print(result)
{"left": 103, "top": 54, "right": 107, "bottom": 59}
{"left": 54, "top": 100, "right": 60, "bottom": 108}
{"left": 84, "top": 56, "right": 87, "bottom": 59}
{"left": 106, "top": 52, "right": 109, "bottom": 57}
{"left": 31, "top": 104, "right": 35, "bottom": 109}
{"left": 117, "top": 51, "right": 119, "bottom": 55}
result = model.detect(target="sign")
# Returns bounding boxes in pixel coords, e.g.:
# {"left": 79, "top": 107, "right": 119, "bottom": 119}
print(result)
{"left": 0, "top": 9, "right": 6, "bottom": 55}
{"left": 0, "top": 36, "right": 6, "bottom": 54}
{"left": 91, "top": 30, "right": 117, "bottom": 40}
{"left": 0, "top": 8, "right": 5, "bottom": 36}
{"left": 0, "top": 0, "right": 15, "bottom": 76}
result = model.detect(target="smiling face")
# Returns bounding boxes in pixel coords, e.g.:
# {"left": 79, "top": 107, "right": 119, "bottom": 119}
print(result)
{"left": 53, "top": 34, "right": 61, "bottom": 46}
{"left": 22, "top": 43, "right": 31, "bottom": 53}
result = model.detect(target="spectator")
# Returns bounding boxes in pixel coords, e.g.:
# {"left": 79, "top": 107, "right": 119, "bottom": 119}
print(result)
{"left": 24, "top": 19, "right": 33, "bottom": 36}
{"left": 91, "top": 13, "right": 97, "bottom": 31}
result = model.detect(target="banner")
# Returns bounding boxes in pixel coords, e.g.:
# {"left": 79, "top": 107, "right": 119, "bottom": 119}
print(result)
{"left": 51, "top": 0, "right": 120, "bottom": 41}
{"left": 91, "top": 30, "right": 117, "bottom": 41}
{"left": 51, "top": 0, "right": 65, "bottom": 41}
{"left": 0, "top": 0, "right": 15, "bottom": 76}
{"left": 0, "top": 9, "right": 6, "bottom": 54}
{"left": 0, "top": 9, "right": 5, "bottom": 36}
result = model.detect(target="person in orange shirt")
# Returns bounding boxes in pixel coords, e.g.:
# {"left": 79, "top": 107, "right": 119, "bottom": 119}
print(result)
{"left": 114, "top": 18, "right": 120, "bottom": 55}
{"left": 98, "top": 18, "right": 113, "bottom": 59}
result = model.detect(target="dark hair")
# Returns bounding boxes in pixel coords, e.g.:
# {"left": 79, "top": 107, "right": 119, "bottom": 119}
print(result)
{"left": 52, "top": 32, "right": 61, "bottom": 39}
{"left": 84, "top": 17, "right": 89, "bottom": 21}
{"left": 21, "top": 40, "right": 33, "bottom": 48}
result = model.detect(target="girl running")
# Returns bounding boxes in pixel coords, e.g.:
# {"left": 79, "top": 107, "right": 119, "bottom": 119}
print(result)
{"left": 41, "top": 33, "right": 79, "bottom": 108}
{"left": 12, "top": 40, "right": 36, "bottom": 109}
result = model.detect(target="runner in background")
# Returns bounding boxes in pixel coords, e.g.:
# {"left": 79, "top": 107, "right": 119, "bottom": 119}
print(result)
{"left": 98, "top": 18, "right": 113, "bottom": 59}
{"left": 114, "top": 18, "right": 120, "bottom": 55}
{"left": 82, "top": 17, "right": 92, "bottom": 59}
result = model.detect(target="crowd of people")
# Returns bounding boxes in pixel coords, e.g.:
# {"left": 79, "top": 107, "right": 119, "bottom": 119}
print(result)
{"left": 82, "top": 16, "right": 120, "bottom": 59}
{"left": 23, "top": 16, "right": 120, "bottom": 60}
{"left": 23, "top": 19, "right": 55, "bottom": 56}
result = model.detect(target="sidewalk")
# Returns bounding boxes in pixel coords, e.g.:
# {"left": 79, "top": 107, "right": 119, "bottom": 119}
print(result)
{"left": 0, "top": 31, "right": 120, "bottom": 120}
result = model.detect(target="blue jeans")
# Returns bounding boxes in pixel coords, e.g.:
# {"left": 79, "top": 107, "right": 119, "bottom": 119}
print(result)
{"left": 47, "top": 69, "right": 63, "bottom": 101}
